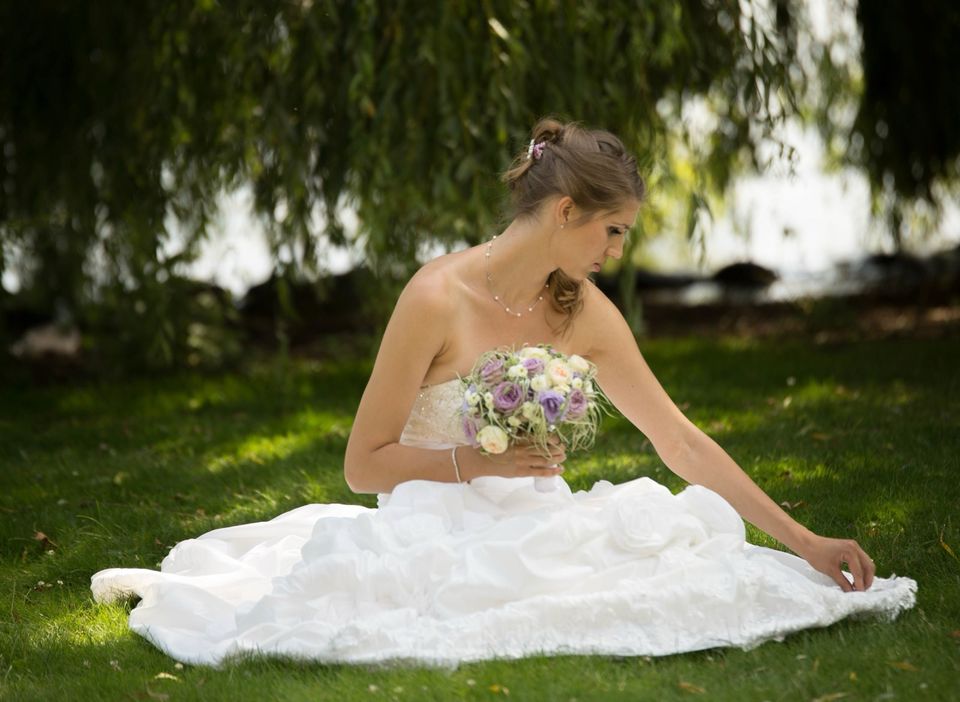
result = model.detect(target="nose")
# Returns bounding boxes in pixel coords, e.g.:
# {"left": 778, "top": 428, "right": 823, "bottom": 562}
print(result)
{"left": 606, "top": 238, "right": 624, "bottom": 260}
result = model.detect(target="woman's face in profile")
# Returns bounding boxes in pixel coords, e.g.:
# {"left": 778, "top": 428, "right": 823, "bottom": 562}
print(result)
{"left": 556, "top": 199, "right": 640, "bottom": 281}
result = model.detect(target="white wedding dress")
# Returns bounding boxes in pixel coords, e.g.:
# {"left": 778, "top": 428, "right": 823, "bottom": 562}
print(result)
{"left": 91, "top": 378, "right": 917, "bottom": 668}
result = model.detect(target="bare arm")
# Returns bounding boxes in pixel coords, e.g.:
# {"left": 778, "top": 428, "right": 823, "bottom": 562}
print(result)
{"left": 343, "top": 268, "right": 460, "bottom": 493}
{"left": 584, "top": 285, "right": 875, "bottom": 591}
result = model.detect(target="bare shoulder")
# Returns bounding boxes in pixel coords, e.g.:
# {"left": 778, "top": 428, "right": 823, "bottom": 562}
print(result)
{"left": 376, "top": 248, "right": 476, "bottom": 367}
{"left": 397, "top": 252, "right": 463, "bottom": 316}
{"left": 574, "top": 278, "right": 632, "bottom": 354}
{"left": 349, "top": 252, "right": 470, "bottom": 440}
{"left": 581, "top": 277, "right": 623, "bottom": 317}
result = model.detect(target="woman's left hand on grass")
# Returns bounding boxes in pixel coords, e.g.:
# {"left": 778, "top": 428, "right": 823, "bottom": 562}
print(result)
{"left": 796, "top": 533, "right": 876, "bottom": 592}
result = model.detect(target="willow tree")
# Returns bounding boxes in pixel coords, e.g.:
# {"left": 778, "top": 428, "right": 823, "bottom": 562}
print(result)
{"left": 812, "top": 1, "right": 960, "bottom": 248}
{"left": 2, "top": 0, "right": 956, "bottom": 370}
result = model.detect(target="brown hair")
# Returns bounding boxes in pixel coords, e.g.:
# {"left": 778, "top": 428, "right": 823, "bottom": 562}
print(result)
{"left": 500, "top": 117, "right": 646, "bottom": 334}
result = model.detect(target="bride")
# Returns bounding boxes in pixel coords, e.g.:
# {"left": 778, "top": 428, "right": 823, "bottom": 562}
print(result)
{"left": 91, "top": 118, "right": 916, "bottom": 667}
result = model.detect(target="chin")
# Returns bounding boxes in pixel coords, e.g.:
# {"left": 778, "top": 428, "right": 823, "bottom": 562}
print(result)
{"left": 557, "top": 266, "right": 591, "bottom": 282}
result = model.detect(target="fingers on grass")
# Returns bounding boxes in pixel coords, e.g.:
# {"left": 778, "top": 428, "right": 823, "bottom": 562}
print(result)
{"left": 846, "top": 542, "right": 874, "bottom": 591}
{"left": 851, "top": 564, "right": 865, "bottom": 591}
{"left": 858, "top": 547, "right": 876, "bottom": 590}
{"left": 834, "top": 568, "right": 853, "bottom": 593}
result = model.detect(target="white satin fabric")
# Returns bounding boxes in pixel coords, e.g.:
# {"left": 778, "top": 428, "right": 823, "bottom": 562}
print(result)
{"left": 91, "top": 379, "right": 917, "bottom": 667}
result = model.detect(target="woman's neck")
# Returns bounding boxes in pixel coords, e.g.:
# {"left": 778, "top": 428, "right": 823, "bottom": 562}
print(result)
{"left": 483, "top": 218, "right": 556, "bottom": 310}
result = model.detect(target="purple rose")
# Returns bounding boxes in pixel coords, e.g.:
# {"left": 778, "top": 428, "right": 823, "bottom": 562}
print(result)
{"left": 566, "top": 389, "right": 588, "bottom": 419}
{"left": 538, "top": 390, "right": 566, "bottom": 424}
{"left": 480, "top": 358, "right": 505, "bottom": 384}
{"left": 521, "top": 357, "right": 545, "bottom": 377}
{"left": 492, "top": 381, "right": 522, "bottom": 412}
{"left": 461, "top": 417, "right": 479, "bottom": 446}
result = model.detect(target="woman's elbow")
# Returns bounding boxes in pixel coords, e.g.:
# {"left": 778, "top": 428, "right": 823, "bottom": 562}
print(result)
{"left": 343, "top": 447, "right": 370, "bottom": 494}
{"left": 344, "top": 434, "right": 398, "bottom": 494}
{"left": 656, "top": 422, "right": 706, "bottom": 475}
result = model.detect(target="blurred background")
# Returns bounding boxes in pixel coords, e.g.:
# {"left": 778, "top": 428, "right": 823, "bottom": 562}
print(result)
{"left": 2, "top": 0, "right": 958, "bottom": 380}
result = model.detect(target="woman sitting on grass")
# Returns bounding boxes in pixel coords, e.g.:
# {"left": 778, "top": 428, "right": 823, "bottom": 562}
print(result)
{"left": 92, "top": 117, "right": 917, "bottom": 667}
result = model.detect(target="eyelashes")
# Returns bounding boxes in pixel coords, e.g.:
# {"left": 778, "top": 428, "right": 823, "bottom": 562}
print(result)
{"left": 608, "top": 227, "right": 626, "bottom": 237}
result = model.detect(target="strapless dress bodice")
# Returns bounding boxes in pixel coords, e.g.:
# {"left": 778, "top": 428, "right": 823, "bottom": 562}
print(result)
{"left": 399, "top": 378, "right": 465, "bottom": 448}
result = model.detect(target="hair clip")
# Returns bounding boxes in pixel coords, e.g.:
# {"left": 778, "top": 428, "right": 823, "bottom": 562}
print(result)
{"left": 527, "top": 139, "right": 546, "bottom": 161}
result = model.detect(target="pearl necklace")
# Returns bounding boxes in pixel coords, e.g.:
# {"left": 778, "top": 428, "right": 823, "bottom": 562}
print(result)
{"left": 484, "top": 235, "right": 549, "bottom": 318}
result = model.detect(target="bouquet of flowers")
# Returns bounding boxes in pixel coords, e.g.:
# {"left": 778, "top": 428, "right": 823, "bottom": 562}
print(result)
{"left": 458, "top": 344, "right": 609, "bottom": 491}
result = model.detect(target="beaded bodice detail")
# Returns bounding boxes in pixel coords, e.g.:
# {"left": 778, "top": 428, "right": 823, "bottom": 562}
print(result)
{"left": 399, "top": 379, "right": 466, "bottom": 448}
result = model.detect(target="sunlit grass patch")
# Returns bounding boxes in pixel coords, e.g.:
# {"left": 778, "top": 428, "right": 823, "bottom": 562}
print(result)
{"left": 205, "top": 432, "right": 312, "bottom": 473}
{"left": 24, "top": 598, "right": 131, "bottom": 649}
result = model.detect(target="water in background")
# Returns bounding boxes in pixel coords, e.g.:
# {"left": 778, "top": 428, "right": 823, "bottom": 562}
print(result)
{"left": 175, "top": 125, "right": 959, "bottom": 303}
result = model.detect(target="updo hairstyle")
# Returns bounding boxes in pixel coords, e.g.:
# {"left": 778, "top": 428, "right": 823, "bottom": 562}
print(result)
{"left": 500, "top": 117, "right": 646, "bottom": 334}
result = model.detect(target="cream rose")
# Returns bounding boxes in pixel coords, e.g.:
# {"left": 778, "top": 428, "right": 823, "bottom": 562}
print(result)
{"left": 506, "top": 364, "right": 527, "bottom": 380}
{"left": 568, "top": 354, "right": 590, "bottom": 374}
{"left": 518, "top": 346, "right": 550, "bottom": 361}
{"left": 477, "top": 425, "right": 509, "bottom": 454}
{"left": 545, "top": 358, "right": 573, "bottom": 387}
{"left": 530, "top": 374, "right": 550, "bottom": 392}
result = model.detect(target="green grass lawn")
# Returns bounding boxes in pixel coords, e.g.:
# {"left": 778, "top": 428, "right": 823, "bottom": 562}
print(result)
{"left": 1, "top": 335, "right": 958, "bottom": 701}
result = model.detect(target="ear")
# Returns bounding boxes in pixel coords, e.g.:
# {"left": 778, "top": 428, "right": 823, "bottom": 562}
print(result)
{"left": 554, "top": 196, "right": 575, "bottom": 226}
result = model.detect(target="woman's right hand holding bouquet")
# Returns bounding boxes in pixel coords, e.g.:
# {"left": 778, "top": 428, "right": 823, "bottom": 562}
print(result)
{"left": 460, "top": 436, "right": 567, "bottom": 482}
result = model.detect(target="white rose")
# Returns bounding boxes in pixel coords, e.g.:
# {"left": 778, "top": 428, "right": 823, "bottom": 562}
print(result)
{"left": 546, "top": 359, "right": 573, "bottom": 387}
{"left": 484, "top": 392, "right": 494, "bottom": 405}
{"left": 572, "top": 377, "right": 583, "bottom": 389}
{"left": 568, "top": 354, "right": 590, "bottom": 374}
{"left": 554, "top": 383, "right": 570, "bottom": 395}
{"left": 506, "top": 364, "right": 526, "bottom": 379}
{"left": 477, "top": 425, "right": 509, "bottom": 454}
{"left": 519, "top": 346, "right": 550, "bottom": 361}
{"left": 530, "top": 374, "right": 549, "bottom": 392}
